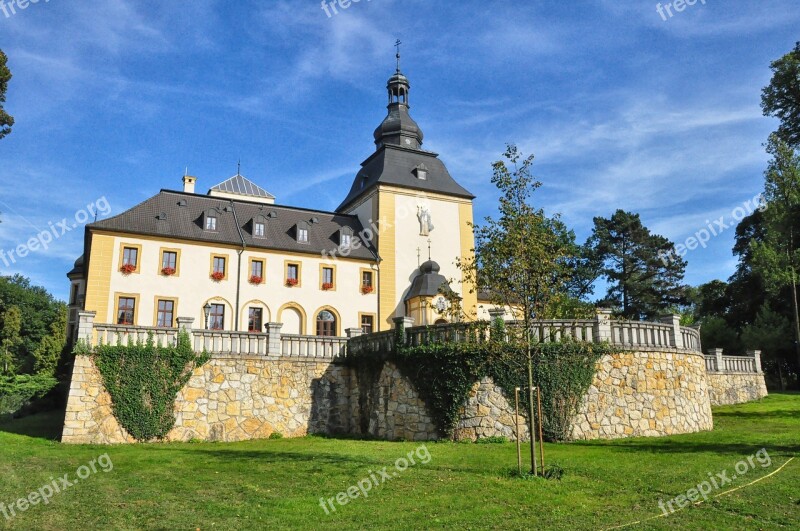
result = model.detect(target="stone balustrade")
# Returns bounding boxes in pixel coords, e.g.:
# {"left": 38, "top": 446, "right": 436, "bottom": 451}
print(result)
{"left": 76, "top": 312, "right": 345, "bottom": 360}
{"left": 348, "top": 310, "right": 704, "bottom": 356}
{"left": 704, "top": 349, "right": 762, "bottom": 374}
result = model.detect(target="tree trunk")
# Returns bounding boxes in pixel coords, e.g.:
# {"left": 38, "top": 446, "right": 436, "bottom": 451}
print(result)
{"left": 526, "top": 331, "right": 537, "bottom": 476}
{"left": 791, "top": 267, "right": 800, "bottom": 368}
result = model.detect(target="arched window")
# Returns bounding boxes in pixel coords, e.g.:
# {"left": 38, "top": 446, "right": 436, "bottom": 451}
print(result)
{"left": 316, "top": 310, "right": 336, "bottom": 337}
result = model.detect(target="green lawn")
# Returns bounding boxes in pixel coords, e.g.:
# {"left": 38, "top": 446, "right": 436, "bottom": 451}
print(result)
{"left": 0, "top": 394, "right": 798, "bottom": 530}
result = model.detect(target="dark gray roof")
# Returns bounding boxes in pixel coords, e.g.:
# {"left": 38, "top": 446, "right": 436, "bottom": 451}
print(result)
{"left": 404, "top": 260, "right": 452, "bottom": 301}
{"left": 337, "top": 145, "right": 474, "bottom": 212}
{"left": 209, "top": 174, "right": 275, "bottom": 200}
{"left": 89, "top": 190, "right": 378, "bottom": 261}
{"left": 67, "top": 255, "right": 84, "bottom": 279}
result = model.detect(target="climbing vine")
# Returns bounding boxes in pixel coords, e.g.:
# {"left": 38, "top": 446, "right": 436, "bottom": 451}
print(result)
{"left": 349, "top": 324, "right": 616, "bottom": 441}
{"left": 89, "top": 331, "right": 209, "bottom": 441}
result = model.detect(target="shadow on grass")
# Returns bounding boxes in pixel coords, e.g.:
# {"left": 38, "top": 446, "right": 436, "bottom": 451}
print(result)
{"left": 0, "top": 410, "right": 65, "bottom": 441}
{"left": 714, "top": 409, "right": 800, "bottom": 420}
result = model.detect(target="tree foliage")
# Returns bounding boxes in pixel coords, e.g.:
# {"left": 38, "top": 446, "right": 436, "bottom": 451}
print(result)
{"left": 587, "top": 210, "right": 687, "bottom": 320}
{"left": 0, "top": 275, "right": 65, "bottom": 374}
{"left": 750, "top": 134, "right": 800, "bottom": 366}
{"left": 0, "top": 306, "right": 22, "bottom": 375}
{"left": 0, "top": 49, "right": 13, "bottom": 140}
{"left": 459, "top": 145, "right": 577, "bottom": 323}
{"left": 762, "top": 42, "right": 800, "bottom": 146}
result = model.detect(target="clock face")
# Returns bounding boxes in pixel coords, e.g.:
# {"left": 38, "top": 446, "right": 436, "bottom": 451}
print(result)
{"left": 435, "top": 297, "right": 447, "bottom": 312}
{"left": 405, "top": 138, "right": 411, "bottom": 145}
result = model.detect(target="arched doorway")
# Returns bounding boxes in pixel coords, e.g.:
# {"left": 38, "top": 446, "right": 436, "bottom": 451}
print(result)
{"left": 316, "top": 310, "right": 337, "bottom": 337}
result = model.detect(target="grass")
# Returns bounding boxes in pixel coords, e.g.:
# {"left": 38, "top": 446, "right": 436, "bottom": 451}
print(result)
{"left": 0, "top": 394, "right": 798, "bottom": 530}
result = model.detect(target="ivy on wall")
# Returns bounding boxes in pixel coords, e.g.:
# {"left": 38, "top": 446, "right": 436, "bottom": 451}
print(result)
{"left": 350, "top": 322, "right": 616, "bottom": 441}
{"left": 84, "top": 331, "right": 209, "bottom": 441}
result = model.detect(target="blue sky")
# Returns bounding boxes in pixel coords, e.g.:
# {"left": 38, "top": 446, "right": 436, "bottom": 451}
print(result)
{"left": 0, "top": 0, "right": 797, "bottom": 301}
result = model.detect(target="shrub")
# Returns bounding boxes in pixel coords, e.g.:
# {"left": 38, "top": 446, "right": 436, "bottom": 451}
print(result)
{"left": 269, "top": 431, "right": 283, "bottom": 439}
{"left": 0, "top": 374, "right": 58, "bottom": 420}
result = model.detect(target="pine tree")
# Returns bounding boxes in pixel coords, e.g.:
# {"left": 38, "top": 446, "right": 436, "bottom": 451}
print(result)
{"left": 587, "top": 210, "right": 687, "bottom": 320}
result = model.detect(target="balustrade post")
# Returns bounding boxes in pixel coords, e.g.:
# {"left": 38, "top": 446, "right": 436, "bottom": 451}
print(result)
{"left": 709, "top": 348, "right": 724, "bottom": 372}
{"left": 659, "top": 314, "right": 684, "bottom": 349}
{"left": 593, "top": 308, "right": 613, "bottom": 343}
{"left": 176, "top": 316, "right": 195, "bottom": 348}
{"left": 747, "top": 350, "right": 763, "bottom": 373}
{"left": 77, "top": 311, "right": 96, "bottom": 346}
{"left": 266, "top": 322, "right": 283, "bottom": 357}
{"left": 393, "top": 317, "right": 414, "bottom": 348}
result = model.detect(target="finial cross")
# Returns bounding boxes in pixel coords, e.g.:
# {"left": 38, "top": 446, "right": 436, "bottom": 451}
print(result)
{"left": 395, "top": 39, "right": 402, "bottom": 72}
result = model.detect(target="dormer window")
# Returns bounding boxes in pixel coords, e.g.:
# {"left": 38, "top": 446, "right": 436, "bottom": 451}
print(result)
{"left": 252, "top": 215, "right": 267, "bottom": 238}
{"left": 340, "top": 227, "right": 354, "bottom": 248}
{"left": 296, "top": 222, "right": 309, "bottom": 244}
{"left": 204, "top": 209, "right": 220, "bottom": 231}
{"left": 414, "top": 163, "right": 428, "bottom": 180}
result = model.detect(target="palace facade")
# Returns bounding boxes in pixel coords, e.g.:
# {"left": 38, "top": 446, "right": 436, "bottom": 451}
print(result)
{"left": 67, "top": 64, "right": 489, "bottom": 339}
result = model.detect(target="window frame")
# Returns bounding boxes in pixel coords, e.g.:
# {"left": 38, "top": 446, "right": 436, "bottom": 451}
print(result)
{"left": 208, "top": 303, "right": 225, "bottom": 330}
{"left": 248, "top": 307, "right": 264, "bottom": 333}
{"left": 209, "top": 253, "right": 230, "bottom": 281}
{"left": 114, "top": 293, "right": 139, "bottom": 326}
{"left": 154, "top": 297, "right": 178, "bottom": 328}
{"left": 285, "top": 261, "right": 302, "bottom": 287}
{"left": 118, "top": 243, "right": 143, "bottom": 274}
{"left": 359, "top": 313, "right": 376, "bottom": 335}
{"left": 320, "top": 264, "right": 336, "bottom": 291}
{"left": 159, "top": 248, "right": 181, "bottom": 277}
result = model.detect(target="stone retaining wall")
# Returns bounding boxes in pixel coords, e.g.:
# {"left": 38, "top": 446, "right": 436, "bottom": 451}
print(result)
{"left": 570, "top": 350, "right": 714, "bottom": 440}
{"left": 706, "top": 372, "right": 768, "bottom": 406}
{"left": 62, "top": 355, "right": 350, "bottom": 444}
{"left": 63, "top": 349, "right": 756, "bottom": 445}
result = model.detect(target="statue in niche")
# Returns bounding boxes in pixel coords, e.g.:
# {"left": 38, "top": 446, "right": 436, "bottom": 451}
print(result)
{"left": 417, "top": 205, "right": 434, "bottom": 236}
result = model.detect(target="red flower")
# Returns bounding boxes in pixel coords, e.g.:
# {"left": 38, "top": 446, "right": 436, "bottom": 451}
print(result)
{"left": 249, "top": 275, "right": 263, "bottom": 285}
{"left": 322, "top": 282, "right": 334, "bottom": 290}
{"left": 211, "top": 271, "right": 225, "bottom": 281}
{"left": 286, "top": 278, "right": 299, "bottom": 287}
{"left": 161, "top": 267, "right": 176, "bottom": 276}
{"left": 361, "top": 285, "right": 374, "bottom": 294}
{"left": 120, "top": 263, "right": 137, "bottom": 274}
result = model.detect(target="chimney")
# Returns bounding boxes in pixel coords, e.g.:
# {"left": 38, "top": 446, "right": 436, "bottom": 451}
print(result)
{"left": 182, "top": 175, "right": 197, "bottom": 194}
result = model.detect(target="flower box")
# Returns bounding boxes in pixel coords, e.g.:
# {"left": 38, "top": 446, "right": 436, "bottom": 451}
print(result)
{"left": 249, "top": 275, "right": 263, "bottom": 285}
{"left": 361, "top": 285, "right": 374, "bottom": 294}
{"left": 322, "top": 282, "right": 334, "bottom": 290}
{"left": 161, "top": 267, "right": 176, "bottom": 276}
{"left": 286, "top": 278, "right": 299, "bottom": 287}
{"left": 120, "top": 263, "right": 137, "bottom": 275}
{"left": 211, "top": 271, "right": 225, "bottom": 282}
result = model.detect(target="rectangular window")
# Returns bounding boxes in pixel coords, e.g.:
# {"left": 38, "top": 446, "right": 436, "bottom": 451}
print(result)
{"left": 361, "top": 315, "right": 374, "bottom": 334}
{"left": 213, "top": 256, "right": 226, "bottom": 275}
{"left": 156, "top": 300, "right": 175, "bottom": 328}
{"left": 248, "top": 308, "right": 263, "bottom": 333}
{"left": 362, "top": 271, "right": 373, "bottom": 287}
{"left": 341, "top": 234, "right": 352, "bottom": 248}
{"left": 161, "top": 251, "right": 177, "bottom": 270}
{"left": 251, "top": 260, "right": 264, "bottom": 278}
{"left": 322, "top": 267, "right": 333, "bottom": 285}
{"left": 69, "top": 284, "right": 78, "bottom": 305}
{"left": 254, "top": 222, "right": 265, "bottom": 238}
{"left": 298, "top": 228, "right": 309, "bottom": 243}
{"left": 205, "top": 215, "right": 218, "bottom": 231}
{"left": 117, "top": 297, "right": 136, "bottom": 325}
{"left": 209, "top": 304, "right": 225, "bottom": 330}
{"left": 122, "top": 247, "right": 138, "bottom": 267}
{"left": 287, "top": 264, "right": 299, "bottom": 281}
